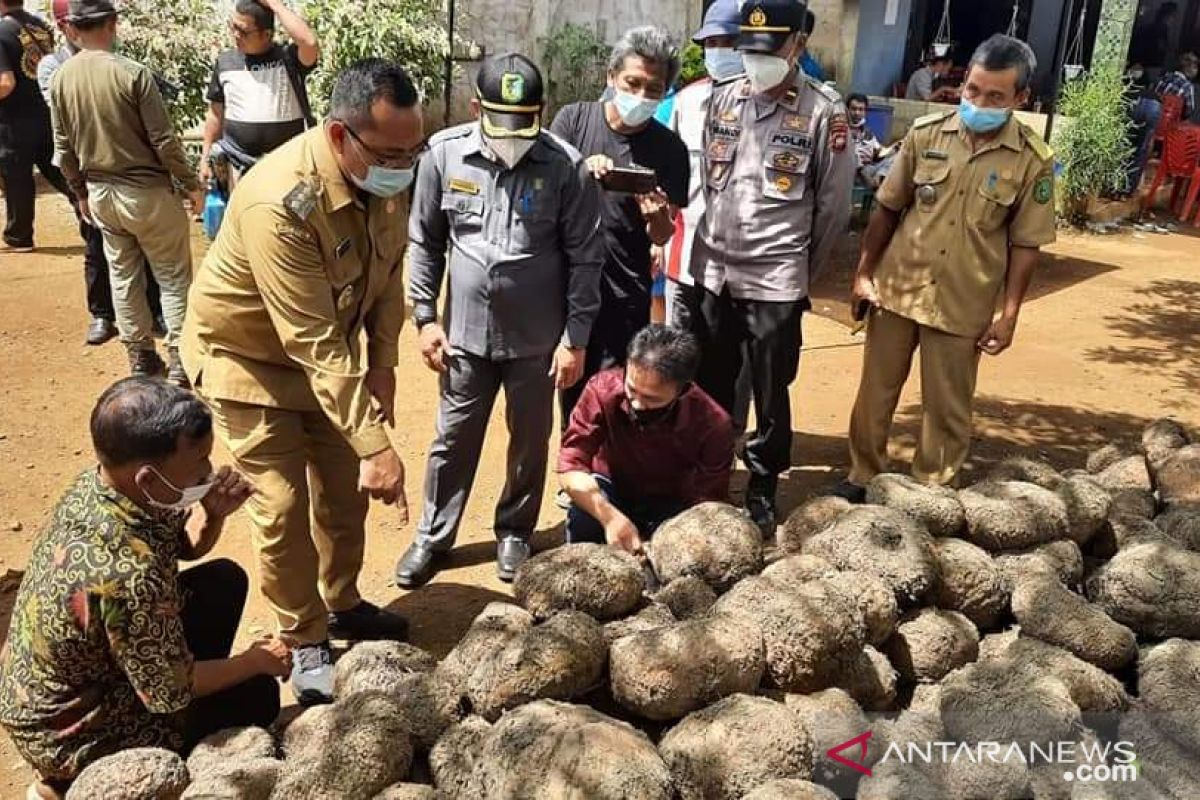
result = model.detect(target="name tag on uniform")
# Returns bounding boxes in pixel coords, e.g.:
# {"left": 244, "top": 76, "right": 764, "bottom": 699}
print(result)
{"left": 448, "top": 177, "right": 480, "bottom": 195}
{"left": 922, "top": 149, "right": 949, "bottom": 161}
{"left": 710, "top": 122, "right": 742, "bottom": 140}
{"left": 334, "top": 238, "right": 352, "bottom": 258}
{"left": 770, "top": 131, "right": 812, "bottom": 150}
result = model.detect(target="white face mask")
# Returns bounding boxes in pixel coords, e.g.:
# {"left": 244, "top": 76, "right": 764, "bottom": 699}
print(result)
{"left": 485, "top": 135, "right": 537, "bottom": 169}
{"left": 743, "top": 53, "right": 793, "bottom": 94}
{"left": 142, "top": 466, "right": 215, "bottom": 511}
{"left": 612, "top": 89, "right": 661, "bottom": 127}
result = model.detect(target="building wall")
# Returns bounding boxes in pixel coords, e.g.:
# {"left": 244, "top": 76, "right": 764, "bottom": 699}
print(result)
{"left": 449, "top": 0, "right": 700, "bottom": 122}
{"left": 849, "top": 0, "right": 916, "bottom": 96}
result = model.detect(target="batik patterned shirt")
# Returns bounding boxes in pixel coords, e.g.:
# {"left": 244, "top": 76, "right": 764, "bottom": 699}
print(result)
{"left": 0, "top": 469, "right": 194, "bottom": 781}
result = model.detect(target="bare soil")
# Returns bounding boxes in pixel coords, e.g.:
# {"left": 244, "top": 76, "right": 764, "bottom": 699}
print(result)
{"left": 0, "top": 191, "right": 1196, "bottom": 794}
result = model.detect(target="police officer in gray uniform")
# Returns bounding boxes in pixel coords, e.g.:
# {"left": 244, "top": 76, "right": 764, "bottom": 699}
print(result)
{"left": 689, "top": 0, "right": 854, "bottom": 535}
{"left": 398, "top": 53, "right": 605, "bottom": 587}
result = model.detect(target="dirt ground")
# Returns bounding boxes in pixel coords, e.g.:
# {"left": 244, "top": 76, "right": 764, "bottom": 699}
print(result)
{"left": 0, "top": 190, "right": 1197, "bottom": 793}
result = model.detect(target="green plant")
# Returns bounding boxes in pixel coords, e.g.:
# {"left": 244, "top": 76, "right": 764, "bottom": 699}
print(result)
{"left": 1052, "top": 67, "right": 1135, "bottom": 220}
{"left": 302, "top": 0, "right": 451, "bottom": 117}
{"left": 679, "top": 41, "right": 707, "bottom": 87}
{"left": 540, "top": 23, "right": 609, "bottom": 113}
{"left": 116, "top": 0, "right": 222, "bottom": 131}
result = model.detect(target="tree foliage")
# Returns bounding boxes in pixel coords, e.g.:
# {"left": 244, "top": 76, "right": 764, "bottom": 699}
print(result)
{"left": 540, "top": 23, "right": 609, "bottom": 113}
{"left": 1053, "top": 67, "right": 1135, "bottom": 217}
{"left": 116, "top": 0, "right": 222, "bottom": 131}
{"left": 678, "top": 42, "right": 707, "bottom": 87}
{"left": 301, "top": 0, "right": 450, "bottom": 117}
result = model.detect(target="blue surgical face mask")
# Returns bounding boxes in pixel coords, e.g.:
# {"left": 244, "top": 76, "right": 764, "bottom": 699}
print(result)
{"left": 612, "top": 90, "right": 660, "bottom": 127}
{"left": 350, "top": 164, "right": 415, "bottom": 198}
{"left": 959, "top": 98, "right": 1012, "bottom": 133}
{"left": 705, "top": 47, "right": 744, "bottom": 81}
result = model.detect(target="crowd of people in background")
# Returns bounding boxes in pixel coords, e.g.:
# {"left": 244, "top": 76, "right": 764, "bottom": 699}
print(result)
{"left": 1, "top": 0, "right": 1066, "bottom": 795}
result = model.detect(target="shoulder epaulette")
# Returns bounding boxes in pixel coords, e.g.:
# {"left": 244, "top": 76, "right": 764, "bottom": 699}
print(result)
{"left": 913, "top": 110, "right": 955, "bottom": 129}
{"left": 1016, "top": 119, "right": 1055, "bottom": 161}
{"left": 282, "top": 178, "right": 320, "bottom": 221}
{"left": 806, "top": 76, "right": 842, "bottom": 104}
{"left": 428, "top": 123, "right": 474, "bottom": 148}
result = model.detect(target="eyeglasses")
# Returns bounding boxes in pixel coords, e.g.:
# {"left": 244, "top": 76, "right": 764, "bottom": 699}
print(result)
{"left": 228, "top": 21, "right": 261, "bottom": 37}
{"left": 343, "top": 124, "right": 428, "bottom": 169}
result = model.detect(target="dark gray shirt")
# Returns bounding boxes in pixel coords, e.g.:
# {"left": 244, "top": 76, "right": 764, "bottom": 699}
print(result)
{"left": 409, "top": 124, "right": 605, "bottom": 360}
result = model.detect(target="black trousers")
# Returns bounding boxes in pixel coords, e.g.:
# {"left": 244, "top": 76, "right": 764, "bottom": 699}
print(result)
{"left": 1, "top": 127, "right": 71, "bottom": 248}
{"left": 565, "top": 474, "right": 688, "bottom": 544}
{"left": 559, "top": 295, "right": 649, "bottom": 431}
{"left": 80, "top": 214, "right": 162, "bottom": 322}
{"left": 177, "top": 559, "right": 280, "bottom": 749}
{"left": 691, "top": 287, "right": 806, "bottom": 494}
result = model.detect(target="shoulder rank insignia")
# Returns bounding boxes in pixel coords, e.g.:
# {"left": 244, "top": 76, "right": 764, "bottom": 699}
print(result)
{"left": 913, "top": 110, "right": 954, "bottom": 129}
{"left": 283, "top": 180, "right": 318, "bottom": 221}
{"left": 1017, "top": 120, "right": 1055, "bottom": 161}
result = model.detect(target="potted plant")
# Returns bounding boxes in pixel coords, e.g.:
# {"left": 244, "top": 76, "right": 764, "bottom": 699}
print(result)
{"left": 1052, "top": 66, "right": 1134, "bottom": 224}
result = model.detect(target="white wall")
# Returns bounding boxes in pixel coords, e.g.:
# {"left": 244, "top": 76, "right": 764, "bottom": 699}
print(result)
{"left": 448, "top": 0, "right": 701, "bottom": 122}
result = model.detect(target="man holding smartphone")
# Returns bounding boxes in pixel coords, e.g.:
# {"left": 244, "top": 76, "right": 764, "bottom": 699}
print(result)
{"left": 550, "top": 25, "right": 690, "bottom": 443}
{"left": 399, "top": 53, "right": 604, "bottom": 587}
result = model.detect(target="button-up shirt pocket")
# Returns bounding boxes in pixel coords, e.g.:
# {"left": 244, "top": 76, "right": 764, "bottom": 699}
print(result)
{"left": 972, "top": 178, "right": 1020, "bottom": 232}
{"left": 705, "top": 138, "right": 738, "bottom": 192}
{"left": 509, "top": 192, "right": 557, "bottom": 255}
{"left": 914, "top": 161, "right": 952, "bottom": 213}
{"left": 442, "top": 191, "right": 486, "bottom": 236}
{"left": 319, "top": 227, "right": 365, "bottom": 332}
{"left": 761, "top": 147, "right": 810, "bottom": 201}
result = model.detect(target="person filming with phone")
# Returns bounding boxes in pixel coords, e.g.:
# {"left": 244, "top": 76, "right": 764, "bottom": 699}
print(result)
{"left": 549, "top": 26, "right": 690, "bottom": 454}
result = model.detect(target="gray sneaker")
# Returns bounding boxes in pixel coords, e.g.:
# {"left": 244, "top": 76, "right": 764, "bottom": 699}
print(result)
{"left": 291, "top": 642, "right": 334, "bottom": 706}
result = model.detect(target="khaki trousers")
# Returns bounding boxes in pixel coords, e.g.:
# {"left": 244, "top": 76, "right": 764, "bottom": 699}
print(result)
{"left": 848, "top": 308, "right": 981, "bottom": 487}
{"left": 206, "top": 397, "right": 367, "bottom": 644}
{"left": 86, "top": 182, "right": 191, "bottom": 350}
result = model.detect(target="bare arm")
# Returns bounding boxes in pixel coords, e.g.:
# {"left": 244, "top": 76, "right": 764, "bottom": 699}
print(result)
{"left": 560, "top": 470, "right": 641, "bottom": 554}
{"left": 193, "top": 638, "right": 290, "bottom": 697}
{"left": 199, "top": 102, "right": 224, "bottom": 179}
{"left": 263, "top": 0, "right": 319, "bottom": 66}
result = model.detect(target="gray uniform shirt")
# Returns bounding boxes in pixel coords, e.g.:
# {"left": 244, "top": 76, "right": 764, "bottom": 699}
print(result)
{"left": 690, "top": 70, "right": 855, "bottom": 303}
{"left": 906, "top": 66, "right": 935, "bottom": 100}
{"left": 408, "top": 124, "right": 604, "bottom": 361}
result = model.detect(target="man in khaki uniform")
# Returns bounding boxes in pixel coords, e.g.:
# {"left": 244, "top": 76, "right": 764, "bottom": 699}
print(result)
{"left": 181, "top": 59, "right": 423, "bottom": 705}
{"left": 834, "top": 35, "right": 1056, "bottom": 499}
{"left": 50, "top": 0, "right": 199, "bottom": 383}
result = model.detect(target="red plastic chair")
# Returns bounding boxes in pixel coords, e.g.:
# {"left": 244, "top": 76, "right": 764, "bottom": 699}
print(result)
{"left": 1141, "top": 96, "right": 1195, "bottom": 213}
{"left": 1177, "top": 126, "right": 1200, "bottom": 224}
{"left": 1151, "top": 94, "right": 1185, "bottom": 151}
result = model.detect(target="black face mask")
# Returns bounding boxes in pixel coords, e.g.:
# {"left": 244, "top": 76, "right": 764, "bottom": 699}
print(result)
{"left": 628, "top": 399, "right": 678, "bottom": 427}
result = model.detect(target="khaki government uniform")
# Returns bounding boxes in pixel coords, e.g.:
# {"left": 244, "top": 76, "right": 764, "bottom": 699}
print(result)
{"left": 181, "top": 127, "right": 407, "bottom": 643}
{"left": 848, "top": 110, "right": 1056, "bottom": 486}
{"left": 50, "top": 49, "right": 197, "bottom": 351}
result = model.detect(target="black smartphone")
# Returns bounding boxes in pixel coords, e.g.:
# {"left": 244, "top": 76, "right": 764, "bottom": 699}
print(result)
{"left": 853, "top": 299, "right": 872, "bottom": 322}
{"left": 601, "top": 166, "right": 658, "bottom": 194}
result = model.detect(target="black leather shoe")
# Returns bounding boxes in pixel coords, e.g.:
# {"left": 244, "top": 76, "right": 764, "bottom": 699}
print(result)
{"left": 745, "top": 493, "right": 778, "bottom": 539}
{"left": 496, "top": 537, "right": 530, "bottom": 583}
{"left": 395, "top": 542, "right": 445, "bottom": 589}
{"left": 827, "top": 480, "right": 868, "bottom": 505}
{"left": 328, "top": 600, "right": 408, "bottom": 642}
{"left": 166, "top": 348, "right": 190, "bottom": 389}
{"left": 127, "top": 347, "right": 166, "bottom": 378}
{"left": 86, "top": 317, "right": 117, "bottom": 346}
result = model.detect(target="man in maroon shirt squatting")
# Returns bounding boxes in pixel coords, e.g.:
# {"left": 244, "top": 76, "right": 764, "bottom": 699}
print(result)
{"left": 558, "top": 324, "right": 735, "bottom": 552}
